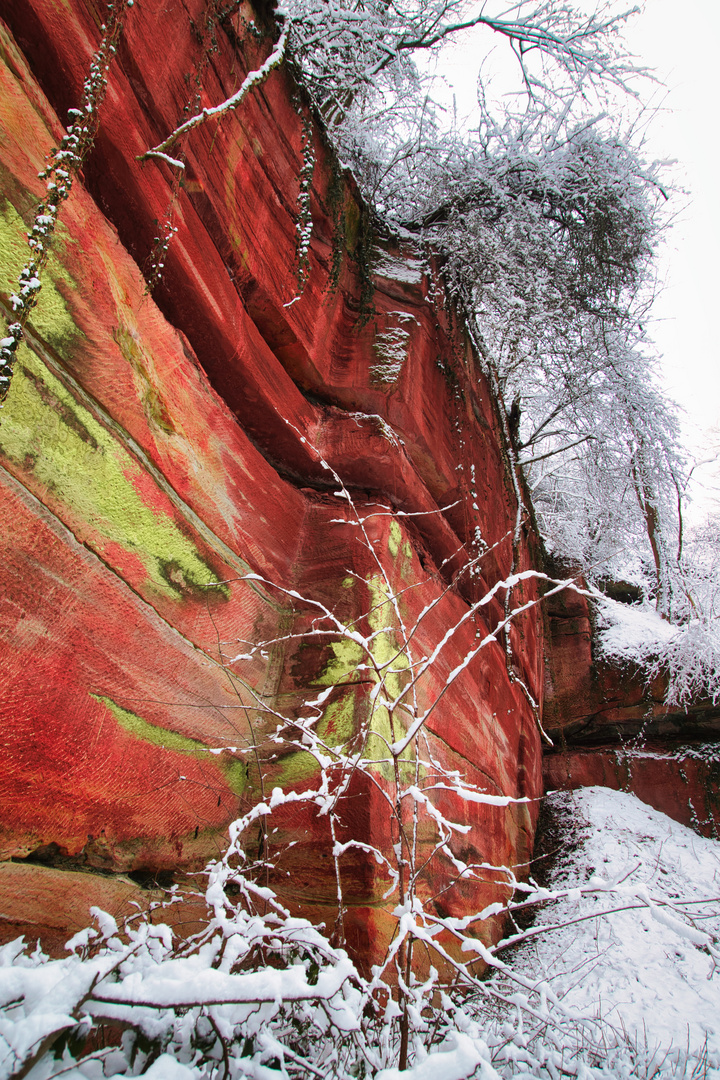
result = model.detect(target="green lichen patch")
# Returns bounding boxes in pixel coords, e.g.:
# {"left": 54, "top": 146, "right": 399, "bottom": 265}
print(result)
{"left": 273, "top": 691, "right": 358, "bottom": 787}
{"left": 315, "top": 639, "right": 364, "bottom": 687}
{"left": 21, "top": 364, "right": 98, "bottom": 449}
{"left": 0, "top": 344, "right": 227, "bottom": 602}
{"left": 92, "top": 694, "right": 248, "bottom": 796}
{"left": 273, "top": 745, "right": 321, "bottom": 786}
{"left": 0, "top": 198, "right": 29, "bottom": 289}
{"left": 0, "top": 198, "right": 80, "bottom": 359}
{"left": 272, "top": 573, "right": 418, "bottom": 787}
{"left": 308, "top": 577, "right": 416, "bottom": 781}
{"left": 113, "top": 322, "right": 177, "bottom": 435}
{"left": 364, "top": 575, "right": 414, "bottom": 781}
{"left": 387, "top": 519, "right": 413, "bottom": 568}
{"left": 388, "top": 520, "right": 402, "bottom": 559}
{"left": 271, "top": 634, "right": 362, "bottom": 787}
{"left": 317, "top": 692, "right": 356, "bottom": 747}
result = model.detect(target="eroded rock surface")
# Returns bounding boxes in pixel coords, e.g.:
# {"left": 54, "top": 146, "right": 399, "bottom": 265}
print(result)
{"left": 543, "top": 584, "right": 720, "bottom": 838}
{"left": 0, "top": 0, "right": 544, "bottom": 965}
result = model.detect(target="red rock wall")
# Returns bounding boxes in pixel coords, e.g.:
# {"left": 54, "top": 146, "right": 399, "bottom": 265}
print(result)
{"left": 0, "top": 0, "right": 545, "bottom": 964}
{"left": 544, "top": 745, "right": 720, "bottom": 838}
{"left": 543, "top": 584, "right": 720, "bottom": 838}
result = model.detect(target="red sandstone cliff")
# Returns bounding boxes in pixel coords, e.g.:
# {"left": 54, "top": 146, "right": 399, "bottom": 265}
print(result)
{"left": 4, "top": 0, "right": 715, "bottom": 972}
{"left": 0, "top": 0, "right": 546, "bottom": 964}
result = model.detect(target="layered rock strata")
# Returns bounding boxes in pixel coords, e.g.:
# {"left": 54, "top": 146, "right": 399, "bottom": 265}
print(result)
{"left": 543, "top": 585, "right": 720, "bottom": 838}
{"left": 0, "top": 0, "right": 544, "bottom": 965}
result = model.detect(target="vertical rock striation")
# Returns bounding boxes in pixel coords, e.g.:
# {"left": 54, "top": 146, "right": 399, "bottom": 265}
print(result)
{"left": 0, "top": 0, "right": 546, "bottom": 963}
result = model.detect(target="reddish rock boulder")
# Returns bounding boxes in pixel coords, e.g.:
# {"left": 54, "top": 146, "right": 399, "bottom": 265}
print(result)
{"left": 544, "top": 745, "right": 720, "bottom": 838}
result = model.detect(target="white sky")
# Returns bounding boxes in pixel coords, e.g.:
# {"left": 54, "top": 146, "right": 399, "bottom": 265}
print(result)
{"left": 626, "top": 0, "right": 720, "bottom": 511}
{"left": 428, "top": 1, "right": 720, "bottom": 517}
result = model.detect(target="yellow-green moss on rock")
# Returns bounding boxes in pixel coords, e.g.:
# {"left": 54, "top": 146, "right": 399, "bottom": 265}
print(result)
{"left": 93, "top": 694, "right": 248, "bottom": 796}
{"left": 0, "top": 344, "right": 226, "bottom": 602}
{"left": 0, "top": 198, "right": 81, "bottom": 360}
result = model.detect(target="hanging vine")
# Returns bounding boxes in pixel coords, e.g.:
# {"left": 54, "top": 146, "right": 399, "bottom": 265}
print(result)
{"left": 354, "top": 205, "right": 377, "bottom": 327}
{"left": 144, "top": 0, "right": 226, "bottom": 292}
{"left": 139, "top": 15, "right": 288, "bottom": 291}
{"left": 0, "top": 0, "right": 133, "bottom": 406}
{"left": 326, "top": 152, "right": 346, "bottom": 295}
{"left": 294, "top": 109, "right": 316, "bottom": 293}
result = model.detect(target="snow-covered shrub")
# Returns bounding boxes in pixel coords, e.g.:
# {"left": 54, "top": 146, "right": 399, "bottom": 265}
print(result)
{"left": 0, "top": 839, "right": 365, "bottom": 1079}
{"left": 4, "top": 789, "right": 720, "bottom": 1079}
{"left": 596, "top": 567, "right": 720, "bottom": 709}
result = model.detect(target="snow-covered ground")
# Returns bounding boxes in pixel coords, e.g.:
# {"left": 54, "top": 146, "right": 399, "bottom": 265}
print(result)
{"left": 498, "top": 787, "right": 720, "bottom": 1077}
{"left": 2, "top": 787, "right": 720, "bottom": 1078}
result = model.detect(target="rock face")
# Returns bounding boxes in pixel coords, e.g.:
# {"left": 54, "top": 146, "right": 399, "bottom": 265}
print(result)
{"left": 0, "top": 0, "right": 545, "bottom": 965}
{"left": 543, "top": 584, "right": 720, "bottom": 838}
{"left": 544, "top": 745, "right": 720, "bottom": 837}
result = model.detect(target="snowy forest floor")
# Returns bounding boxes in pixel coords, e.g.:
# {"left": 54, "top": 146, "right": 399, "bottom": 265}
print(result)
{"left": 490, "top": 786, "right": 720, "bottom": 1079}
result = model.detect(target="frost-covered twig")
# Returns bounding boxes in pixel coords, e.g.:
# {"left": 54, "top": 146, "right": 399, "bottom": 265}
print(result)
{"left": 138, "top": 26, "right": 289, "bottom": 165}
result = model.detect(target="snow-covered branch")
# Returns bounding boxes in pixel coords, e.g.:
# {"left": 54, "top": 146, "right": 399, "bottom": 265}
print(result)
{"left": 138, "top": 26, "right": 289, "bottom": 165}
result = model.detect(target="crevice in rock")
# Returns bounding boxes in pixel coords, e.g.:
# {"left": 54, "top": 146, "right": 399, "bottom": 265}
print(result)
{"left": 12, "top": 843, "right": 169, "bottom": 888}
{"left": 12, "top": 844, "right": 178, "bottom": 892}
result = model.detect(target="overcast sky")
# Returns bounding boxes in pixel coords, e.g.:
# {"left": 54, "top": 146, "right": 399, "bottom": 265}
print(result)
{"left": 625, "top": 0, "right": 720, "bottom": 511}
{"left": 429, "top": 1, "right": 719, "bottom": 518}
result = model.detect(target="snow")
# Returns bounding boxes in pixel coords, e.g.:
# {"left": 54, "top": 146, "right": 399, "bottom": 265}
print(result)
{"left": 3, "top": 788, "right": 720, "bottom": 1078}
{"left": 142, "top": 1055, "right": 197, "bottom": 1078}
{"left": 503, "top": 787, "right": 720, "bottom": 1074}
{"left": 595, "top": 597, "right": 678, "bottom": 661}
{"left": 89, "top": 954, "right": 357, "bottom": 1011}
{"left": 376, "top": 1032, "right": 492, "bottom": 1080}
{"left": 373, "top": 253, "right": 425, "bottom": 285}
{"left": 594, "top": 597, "right": 720, "bottom": 705}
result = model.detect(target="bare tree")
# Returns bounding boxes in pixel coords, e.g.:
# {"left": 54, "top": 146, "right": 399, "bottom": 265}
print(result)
{"left": 2, "top": 473, "right": 718, "bottom": 1076}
